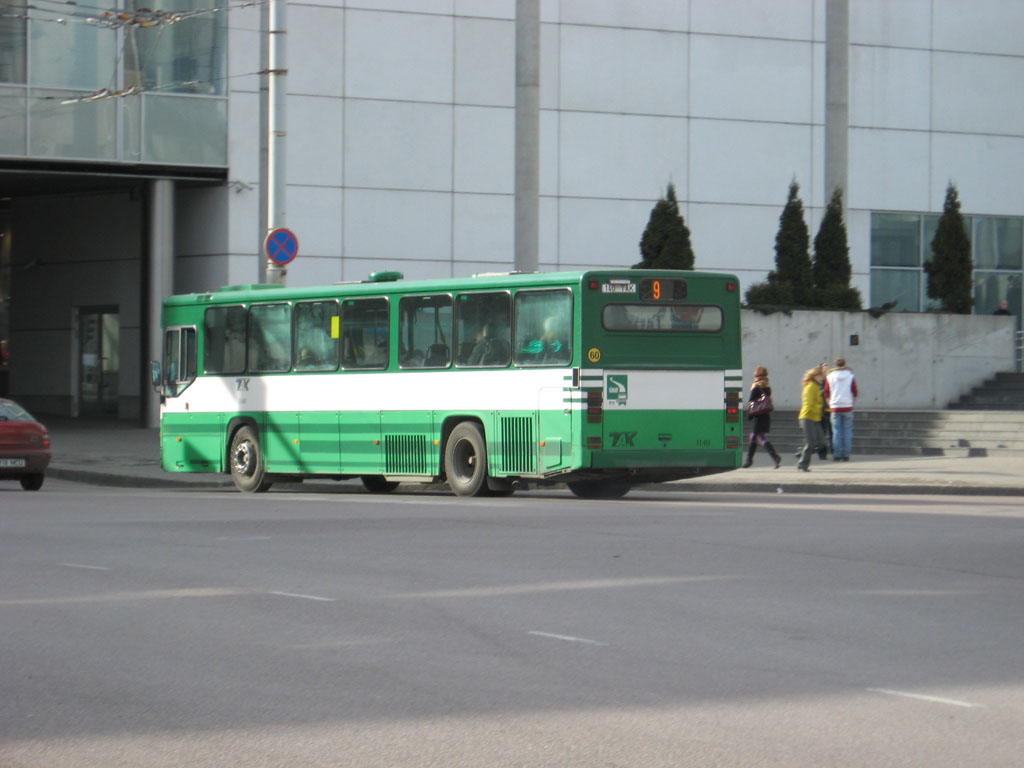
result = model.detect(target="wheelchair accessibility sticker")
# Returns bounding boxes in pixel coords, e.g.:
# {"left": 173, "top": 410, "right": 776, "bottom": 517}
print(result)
{"left": 606, "top": 374, "right": 628, "bottom": 406}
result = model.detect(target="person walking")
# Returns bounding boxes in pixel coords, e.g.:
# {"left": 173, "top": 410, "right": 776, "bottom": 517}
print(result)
{"left": 825, "top": 357, "right": 858, "bottom": 461}
{"left": 742, "top": 366, "right": 781, "bottom": 469}
{"left": 817, "top": 362, "right": 832, "bottom": 459}
{"left": 796, "top": 367, "right": 826, "bottom": 472}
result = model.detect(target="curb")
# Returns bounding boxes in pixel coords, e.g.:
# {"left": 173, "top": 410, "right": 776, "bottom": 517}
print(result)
{"left": 46, "top": 467, "right": 1024, "bottom": 497}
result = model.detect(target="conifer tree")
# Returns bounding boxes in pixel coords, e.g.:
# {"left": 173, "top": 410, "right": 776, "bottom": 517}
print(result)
{"left": 812, "top": 187, "right": 861, "bottom": 309}
{"left": 925, "top": 183, "right": 973, "bottom": 313}
{"left": 767, "top": 180, "right": 813, "bottom": 305}
{"left": 634, "top": 184, "right": 695, "bottom": 270}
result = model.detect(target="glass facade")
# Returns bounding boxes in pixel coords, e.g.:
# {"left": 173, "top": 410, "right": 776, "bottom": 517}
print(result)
{"left": 0, "top": 0, "right": 227, "bottom": 166}
{"left": 871, "top": 212, "right": 1023, "bottom": 319}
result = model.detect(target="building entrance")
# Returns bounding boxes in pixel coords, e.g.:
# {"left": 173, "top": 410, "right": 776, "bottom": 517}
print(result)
{"left": 79, "top": 308, "right": 120, "bottom": 417}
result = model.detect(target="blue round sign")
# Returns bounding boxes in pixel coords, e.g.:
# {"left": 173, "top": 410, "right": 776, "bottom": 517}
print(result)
{"left": 265, "top": 228, "right": 299, "bottom": 265}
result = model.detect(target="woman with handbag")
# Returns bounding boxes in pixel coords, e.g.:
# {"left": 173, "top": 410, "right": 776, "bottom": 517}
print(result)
{"left": 743, "top": 366, "right": 781, "bottom": 469}
{"left": 797, "top": 367, "right": 826, "bottom": 471}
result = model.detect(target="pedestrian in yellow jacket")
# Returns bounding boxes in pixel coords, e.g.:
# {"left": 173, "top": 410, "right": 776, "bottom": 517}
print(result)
{"left": 797, "top": 367, "right": 825, "bottom": 471}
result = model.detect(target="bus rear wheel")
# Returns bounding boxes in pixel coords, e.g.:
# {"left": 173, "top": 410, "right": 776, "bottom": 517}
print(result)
{"left": 567, "top": 479, "right": 630, "bottom": 499}
{"left": 230, "top": 425, "right": 273, "bottom": 493}
{"left": 445, "top": 422, "right": 488, "bottom": 497}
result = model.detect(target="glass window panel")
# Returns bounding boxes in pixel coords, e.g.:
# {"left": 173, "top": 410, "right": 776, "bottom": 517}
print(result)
{"left": 514, "top": 290, "right": 573, "bottom": 367}
{"left": 974, "top": 218, "right": 1022, "bottom": 270}
{"left": 28, "top": 89, "right": 116, "bottom": 159}
{"left": 399, "top": 295, "right": 453, "bottom": 369}
{"left": 293, "top": 301, "right": 340, "bottom": 372}
{"left": 454, "top": 292, "right": 511, "bottom": 368}
{"left": 974, "top": 272, "right": 1022, "bottom": 317}
{"left": 129, "top": 1, "right": 227, "bottom": 95}
{"left": 28, "top": 14, "right": 116, "bottom": 90}
{"left": 203, "top": 305, "right": 247, "bottom": 374}
{"left": 871, "top": 213, "right": 921, "bottom": 267}
{"left": 248, "top": 303, "right": 291, "bottom": 373}
{"left": 0, "top": 1, "right": 26, "bottom": 83}
{"left": 870, "top": 268, "right": 920, "bottom": 312}
{"left": 0, "top": 87, "right": 26, "bottom": 155}
{"left": 341, "top": 298, "right": 388, "bottom": 370}
{"left": 143, "top": 93, "right": 226, "bottom": 165}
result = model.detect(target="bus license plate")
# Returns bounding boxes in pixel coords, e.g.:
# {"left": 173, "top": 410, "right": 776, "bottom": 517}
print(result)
{"left": 0, "top": 458, "right": 26, "bottom": 468}
{"left": 601, "top": 283, "right": 636, "bottom": 294}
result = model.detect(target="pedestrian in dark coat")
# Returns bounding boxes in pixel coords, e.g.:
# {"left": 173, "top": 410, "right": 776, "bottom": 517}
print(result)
{"left": 743, "top": 366, "right": 781, "bottom": 469}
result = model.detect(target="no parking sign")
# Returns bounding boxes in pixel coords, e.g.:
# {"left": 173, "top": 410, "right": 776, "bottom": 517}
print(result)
{"left": 264, "top": 228, "right": 299, "bottom": 266}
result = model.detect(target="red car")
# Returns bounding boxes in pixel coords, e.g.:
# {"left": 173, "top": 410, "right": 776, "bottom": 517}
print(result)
{"left": 0, "top": 399, "right": 51, "bottom": 491}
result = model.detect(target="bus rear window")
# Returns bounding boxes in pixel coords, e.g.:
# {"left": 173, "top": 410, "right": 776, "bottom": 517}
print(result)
{"left": 603, "top": 304, "right": 723, "bottom": 332}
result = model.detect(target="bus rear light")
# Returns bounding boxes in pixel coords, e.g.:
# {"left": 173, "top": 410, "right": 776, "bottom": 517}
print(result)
{"left": 587, "top": 436, "right": 602, "bottom": 450}
{"left": 725, "top": 390, "right": 740, "bottom": 423}
{"left": 726, "top": 436, "right": 740, "bottom": 449}
{"left": 586, "top": 389, "right": 603, "bottom": 423}
{"left": 588, "top": 280, "right": 600, "bottom": 290}
{"left": 726, "top": 282, "right": 737, "bottom": 292}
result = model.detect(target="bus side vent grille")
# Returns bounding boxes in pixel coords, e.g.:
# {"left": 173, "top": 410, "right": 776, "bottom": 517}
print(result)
{"left": 500, "top": 417, "right": 535, "bottom": 473}
{"left": 385, "top": 434, "right": 428, "bottom": 474}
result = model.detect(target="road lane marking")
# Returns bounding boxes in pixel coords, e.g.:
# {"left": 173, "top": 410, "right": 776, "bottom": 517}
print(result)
{"left": 867, "top": 688, "right": 983, "bottom": 708}
{"left": 387, "top": 575, "right": 731, "bottom": 599}
{"left": 529, "top": 631, "right": 609, "bottom": 647}
{"left": 269, "top": 591, "right": 336, "bottom": 602}
{"left": 58, "top": 563, "right": 112, "bottom": 571}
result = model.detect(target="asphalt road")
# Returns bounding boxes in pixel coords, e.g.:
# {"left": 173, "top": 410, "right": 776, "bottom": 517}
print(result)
{"left": 2, "top": 480, "right": 1023, "bottom": 767}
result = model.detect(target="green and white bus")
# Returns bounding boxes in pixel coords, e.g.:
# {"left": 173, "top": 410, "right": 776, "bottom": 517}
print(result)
{"left": 154, "top": 269, "right": 743, "bottom": 498}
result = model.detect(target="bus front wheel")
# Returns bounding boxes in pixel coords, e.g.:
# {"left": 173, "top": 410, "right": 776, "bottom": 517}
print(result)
{"left": 445, "top": 422, "right": 488, "bottom": 497}
{"left": 230, "top": 426, "right": 272, "bottom": 493}
{"left": 567, "top": 479, "right": 630, "bottom": 499}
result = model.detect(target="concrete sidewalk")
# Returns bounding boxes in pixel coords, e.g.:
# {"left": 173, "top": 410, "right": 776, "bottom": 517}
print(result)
{"left": 39, "top": 418, "right": 1024, "bottom": 496}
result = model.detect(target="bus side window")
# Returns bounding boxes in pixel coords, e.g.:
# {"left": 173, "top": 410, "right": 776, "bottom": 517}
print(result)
{"left": 249, "top": 303, "right": 292, "bottom": 373}
{"left": 294, "top": 300, "right": 340, "bottom": 371}
{"left": 454, "top": 291, "right": 511, "bottom": 368}
{"left": 399, "top": 294, "right": 452, "bottom": 369}
{"left": 514, "top": 289, "right": 572, "bottom": 366}
{"left": 203, "top": 306, "right": 247, "bottom": 374}
{"left": 342, "top": 298, "right": 389, "bottom": 370}
{"left": 162, "top": 327, "right": 197, "bottom": 396}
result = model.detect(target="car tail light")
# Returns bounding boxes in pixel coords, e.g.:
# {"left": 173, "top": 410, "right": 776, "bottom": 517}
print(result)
{"left": 725, "top": 390, "right": 740, "bottom": 423}
{"left": 586, "top": 389, "right": 603, "bottom": 423}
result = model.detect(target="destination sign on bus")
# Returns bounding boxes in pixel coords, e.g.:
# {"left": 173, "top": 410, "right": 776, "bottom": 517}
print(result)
{"left": 639, "top": 278, "right": 687, "bottom": 302}
{"left": 601, "top": 280, "right": 636, "bottom": 294}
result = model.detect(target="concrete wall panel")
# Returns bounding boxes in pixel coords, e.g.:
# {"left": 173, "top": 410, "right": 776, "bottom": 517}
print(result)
{"left": 345, "top": 10, "right": 453, "bottom": 103}
{"left": 690, "top": 36, "right": 813, "bottom": 124}
{"left": 850, "top": 46, "right": 930, "bottom": 131}
{"left": 343, "top": 189, "right": 452, "bottom": 268}
{"left": 453, "top": 193, "right": 514, "bottom": 266}
{"left": 559, "top": 112, "right": 686, "bottom": 199}
{"left": 691, "top": 0, "right": 816, "bottom": 40}
{"left": 559, "top": 25, "right": 687, "bottom": 115}
{"left": 848, "top": 128, "right": 929, "bottom": 211}
{"left": 454, "top": 106, "right": 514, "bottom": 194}
{"left": 455, "top": 17, "right": 514, "bottom": 107}
{"left": 287, "top": 97, "right": 343, "bottom": 186}
{"left": 930, "top": 133, "right": 1024, "bottom": 216}
{"left": 289, "top": 5, "right": 345, "bottom": 96}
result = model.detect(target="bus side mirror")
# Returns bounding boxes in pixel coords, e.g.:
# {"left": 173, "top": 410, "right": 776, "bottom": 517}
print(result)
{"left": 150, "top": 361, "right": 161, "bottom": 391}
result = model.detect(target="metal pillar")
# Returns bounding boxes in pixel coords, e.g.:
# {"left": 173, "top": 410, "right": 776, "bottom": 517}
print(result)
{"left": 514, "top": 0, "right": 540, "bottom": 273}
{"left": 825, "top": 0, "right": 849, "bottom": 205}
{"left": 264, "top": 0, "right": 288, "bottom": 285}
{"left": 146, "top": 179, "right": 174, "bottom": 428}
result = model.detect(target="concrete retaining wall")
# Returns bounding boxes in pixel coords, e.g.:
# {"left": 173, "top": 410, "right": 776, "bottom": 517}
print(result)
{"left": 742, "top": 310, "right": 1017, "bottom": 410}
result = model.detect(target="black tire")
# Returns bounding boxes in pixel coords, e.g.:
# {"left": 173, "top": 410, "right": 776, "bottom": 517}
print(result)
{"left": 229, "top": 425, "right": 272, "bottom": 493}
{"left": 361, "top": 475, "right": 399, "bottom": 493}
{"left": 20, "top": 474, "right": 44, "bottom": 491}
{"left": 486, "top": 477, "right": 516, "bottom": 497}
{"left": 444, "top": 422, "right": 488, "bottom": 497}
{"left": 567, "top": 479, "right": 630, "bottom": 499}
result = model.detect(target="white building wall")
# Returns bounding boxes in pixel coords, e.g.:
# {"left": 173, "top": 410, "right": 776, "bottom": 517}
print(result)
{"left": 178, "top": 0, "right": 1024, "bottom": 308}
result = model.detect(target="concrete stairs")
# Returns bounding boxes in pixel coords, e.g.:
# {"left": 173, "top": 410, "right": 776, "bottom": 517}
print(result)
{"left": 949, "top": 372, "right": 1024, "bottom": 411}
{"left": 751, "top": 409, "right": 1024, "bottom": 458}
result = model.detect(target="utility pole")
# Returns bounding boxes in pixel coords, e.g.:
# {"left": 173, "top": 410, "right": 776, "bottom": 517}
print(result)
{"left": 264, "top": 0, "right": 288, "bottom": 284}
{"left": 514, "top": 0, "right": 540, "bottom": 273}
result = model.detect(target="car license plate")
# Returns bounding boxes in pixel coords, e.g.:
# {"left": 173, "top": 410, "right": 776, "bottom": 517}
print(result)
{"left": 0, "top": 458, "right": 27, "bottom": 468}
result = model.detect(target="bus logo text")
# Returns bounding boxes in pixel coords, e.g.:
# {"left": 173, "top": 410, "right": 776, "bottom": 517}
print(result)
{"left": 610, "top": 431, "right": 637, "bottom": 447}
{"left": 236, "top": 378, "right": 250, "bottom": 392}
